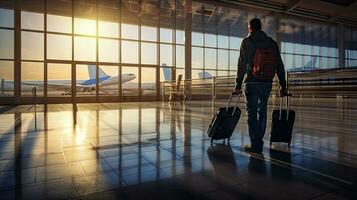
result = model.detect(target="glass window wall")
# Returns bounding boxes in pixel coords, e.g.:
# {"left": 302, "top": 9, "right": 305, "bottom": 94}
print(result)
{"left": 0, "top": 0, "right": 356, "bottom": 103}
{"left": 0, "top": 61, "right": 14, "bottom": 96}
{"left": 345, "top": 27, "right": 357, "bottom": 67}
{"left": 47, "top": 63, "right": 71, "bottom": 96}
{"left": 278, "top": 19, "right": 338, "bottom": 71}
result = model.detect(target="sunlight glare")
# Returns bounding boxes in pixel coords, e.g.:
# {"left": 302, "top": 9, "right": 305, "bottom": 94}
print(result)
{"left": 74, "top": 111, "right": 90, "bottom": 145}
{"left": 74, "top": 18, "right": 96, "bottom": 36}
{"left": 75, "top": 124, "right": 87, "bottom": 145}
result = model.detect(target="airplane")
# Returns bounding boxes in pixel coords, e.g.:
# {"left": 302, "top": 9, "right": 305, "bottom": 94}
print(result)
{"left": 86, "top": 65, "right": 136, "bottom": 87}
{"left": 0, "top": 64, "right": 218, "bottom": 96}
{"left": 193, "top": 57, "right": 319, "bottom": 78}
{"left": 162, "top": 64, "right": 172, "bottom": 81}
{"left": 288, "top": 56, "right": 318, "bottom": 71}
{"left": 0, "top": 65, "right": 136, "bottom": 95}
{"left": 198, "top": 71, "right": 213, "bottom": 79}
{"left": 162, "top": 64, "right": 214, "bottom": 80}
{"left": 0, "top": 64, "right": 178, "bottom": 95}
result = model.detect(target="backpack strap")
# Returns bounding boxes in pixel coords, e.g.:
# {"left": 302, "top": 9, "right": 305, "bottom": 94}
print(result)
{"left": 246, "top": 36, "right": 257, "bottom": 73}
{"left": 248, "top": 36, "right": 257, "bottom": 49}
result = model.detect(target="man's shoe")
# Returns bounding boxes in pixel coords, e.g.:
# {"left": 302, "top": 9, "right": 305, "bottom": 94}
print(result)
{"left": 243, "top": 144, "right": 263, "bottom": 154}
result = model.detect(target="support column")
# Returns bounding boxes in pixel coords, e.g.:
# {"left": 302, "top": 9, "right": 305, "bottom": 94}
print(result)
{"left": 184, "top": 0, "right": 192, "bottom": 99}
{"left": 71, "top": 0, "right": 76, "bottom": 104}
{"left": 14, "top": 0, "right": 21, "bottom": 104}
{"left": 156, "top": 0, "right": 161, "bottom": 99}
{"left": 44, "top": 0, "right": 47, "bottom": 103}
{"left": 338, "top": 24, "right": 345, "bottom": 68}
{"left": 96, "top": 0, "right": 99, "bottom": 102}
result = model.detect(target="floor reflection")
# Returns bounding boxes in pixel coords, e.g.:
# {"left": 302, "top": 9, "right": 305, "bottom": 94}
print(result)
{"left": 207, "top": 144, "right": 240, "bottom": 186}
{"left": 248, "top": 154, "right": 267, "bottom": 175}
{"left": 0, "top": 99, "right": 356, "bottom": 199}
{"left": 269, "top": 149, "right": 292, "bottom": 180}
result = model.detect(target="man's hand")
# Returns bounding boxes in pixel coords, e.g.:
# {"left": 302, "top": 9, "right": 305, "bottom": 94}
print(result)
{"left": 280, "top": 88, "right": 288, "bottom": 97}
{"left": 232, "top": 88, "right": 242, "bottom": 96}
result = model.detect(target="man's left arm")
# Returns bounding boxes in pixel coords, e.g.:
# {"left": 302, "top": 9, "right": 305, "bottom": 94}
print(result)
{"left": 234, "top": 40, "right": 248, "bottom": 94}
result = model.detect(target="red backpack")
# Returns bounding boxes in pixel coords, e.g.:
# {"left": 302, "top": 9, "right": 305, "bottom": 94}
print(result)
{"left": 250, "top": 37, "right": 276, "bottom": 80}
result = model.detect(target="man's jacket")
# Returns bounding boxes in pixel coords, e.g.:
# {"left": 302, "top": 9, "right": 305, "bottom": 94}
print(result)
{"left": 235, "top": 30, "right": 287, "bottom": 90}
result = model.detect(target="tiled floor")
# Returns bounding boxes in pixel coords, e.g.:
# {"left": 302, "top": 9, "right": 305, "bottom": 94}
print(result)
{"left": 0, "top": 98, "right": 357, "bottom": 199}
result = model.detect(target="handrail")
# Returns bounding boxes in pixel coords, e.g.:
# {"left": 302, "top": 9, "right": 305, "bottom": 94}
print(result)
{"left": 160, "top": 70, "right": 357, "bottom": 100}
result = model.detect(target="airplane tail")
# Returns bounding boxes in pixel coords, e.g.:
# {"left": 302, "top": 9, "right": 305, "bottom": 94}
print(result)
{"left": 198, "top": 71, "right": 213, "bottom": 79}
{"left": 161, "top": 64, "right": 171, "bottom": 81}
{"left": 87, "top": 65, "right": 109, "bottom": 79}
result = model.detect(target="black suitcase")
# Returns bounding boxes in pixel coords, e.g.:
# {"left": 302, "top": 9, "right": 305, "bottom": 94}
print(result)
{"left": 270, "top": 94, "right": 295, "bottom": 147}
{"left": 207, "top": 94, "right": 241, "bottom": 144}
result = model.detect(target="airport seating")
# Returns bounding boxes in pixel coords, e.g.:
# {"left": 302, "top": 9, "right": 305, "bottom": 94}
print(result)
{"left": 169, "top": 74, "right": 183, "bottom": 103}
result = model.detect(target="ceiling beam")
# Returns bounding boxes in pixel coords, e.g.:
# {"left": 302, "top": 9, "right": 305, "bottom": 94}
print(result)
{"left": 199, "top": 0, "right": 357, "bottom": 27}
{"left": 301, "top": 0, "right": 357, "bottom": 21}
{"left": 285, "top": 0, "right": 303, "bottom": 12}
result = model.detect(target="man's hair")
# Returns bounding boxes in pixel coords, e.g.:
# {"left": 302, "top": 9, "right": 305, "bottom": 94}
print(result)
{"left": 249, "top": 18, "right": 261, "bottom": 31}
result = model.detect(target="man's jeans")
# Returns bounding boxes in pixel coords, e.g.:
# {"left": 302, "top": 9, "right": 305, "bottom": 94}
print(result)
{"left": 244, "top": 82, "right": 272, "bottom": 150}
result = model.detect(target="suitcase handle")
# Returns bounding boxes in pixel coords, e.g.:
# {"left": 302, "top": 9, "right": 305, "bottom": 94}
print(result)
{"left": 279, "top": 94, "right": 292, "bottom": 121}
{"left": 226, "top": 94, "right": 241, "bottom": 116}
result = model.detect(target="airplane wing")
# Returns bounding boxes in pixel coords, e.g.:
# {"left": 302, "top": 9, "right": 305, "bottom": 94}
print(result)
{"left": 20, "top": 82, "right": 44, "bottom": 86}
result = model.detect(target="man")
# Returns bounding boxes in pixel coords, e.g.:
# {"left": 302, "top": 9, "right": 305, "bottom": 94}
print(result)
{"left": 233, "top": 18, "right": 287, "bottom": 153}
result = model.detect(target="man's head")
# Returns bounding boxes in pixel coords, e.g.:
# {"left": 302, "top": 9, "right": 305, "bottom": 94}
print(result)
{"left": 248, "top": 18, "right": 261, "bottom": 33}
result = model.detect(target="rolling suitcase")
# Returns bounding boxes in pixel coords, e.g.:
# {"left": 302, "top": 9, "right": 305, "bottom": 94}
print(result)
{"left": 270, "top": 94, "right": 295, "bottom": 147}
{"left": 207, "top": 94, "right": 241, "bottom": 144}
